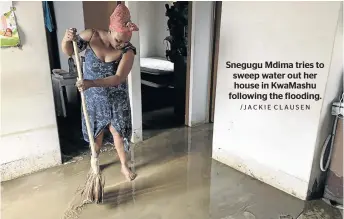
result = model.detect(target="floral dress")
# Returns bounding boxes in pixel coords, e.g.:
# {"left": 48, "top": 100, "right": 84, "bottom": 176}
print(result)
{"left": 75, "top": 33, "right": 136, "bottom": 152}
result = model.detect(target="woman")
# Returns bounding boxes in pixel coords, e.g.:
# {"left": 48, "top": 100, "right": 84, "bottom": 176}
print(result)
{"left": 61, "top": 4, "right": 138, "bottom": 181}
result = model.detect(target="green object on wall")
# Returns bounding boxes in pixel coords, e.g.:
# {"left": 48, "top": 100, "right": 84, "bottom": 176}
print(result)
{"left": 0, "top": 4, "right": 20, "bottom": 48}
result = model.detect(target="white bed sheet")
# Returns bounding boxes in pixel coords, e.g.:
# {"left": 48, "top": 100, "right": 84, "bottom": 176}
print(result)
{"left": 140, "top": 57, "right": 174, "bottom": 74}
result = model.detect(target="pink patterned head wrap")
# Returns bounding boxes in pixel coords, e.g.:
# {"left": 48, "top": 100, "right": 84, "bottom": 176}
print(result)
{"left": 109, "top": 4, "right": 139, "bottom": 33}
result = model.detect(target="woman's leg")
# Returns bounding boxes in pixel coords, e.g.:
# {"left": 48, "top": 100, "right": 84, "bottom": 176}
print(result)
{"left": 94, "top": 131, "right": 104, "bottom": 156}
{"left": 109, "top": 125, "right": 136, "bottom": 181}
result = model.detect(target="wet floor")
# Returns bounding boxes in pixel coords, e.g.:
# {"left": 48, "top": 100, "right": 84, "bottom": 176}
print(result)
{"left": 142, "top": 107, "right": 184, "bottom": 140}
{"left": 1, "top": 124, "right": 342, "bottom": 219}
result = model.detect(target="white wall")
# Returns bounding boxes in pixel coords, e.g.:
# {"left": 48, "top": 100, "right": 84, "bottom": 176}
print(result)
{"left": 137, "top": 1, "right": 169, "bottom": 58}
{"left": 308, "top": 3, "right": 343, "bottom": 197}
{"left": 187, "top": 2, "right": 214, "bottom": 126}
{"left": 137, "top": 1, "right": 157, "bottom": 58}
{"left": 54, "top": 1, "right": 84, "bottom": 72}
{"left": 155, "top": 1, "right": 170, "bottom": 58}
{"left": 0, "top": 2, "right": 61, "bottom": 181}
{"left": 212, "top": 1, "right": 342, "bottom": 200}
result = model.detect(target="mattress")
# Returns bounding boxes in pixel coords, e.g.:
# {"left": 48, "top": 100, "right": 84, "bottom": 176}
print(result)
{"left": 140, "top": 57, "right": 174, "bottom": 75}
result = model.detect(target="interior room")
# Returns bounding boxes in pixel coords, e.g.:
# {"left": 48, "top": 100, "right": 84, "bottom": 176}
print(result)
{"left": 137, "top": 1, "right": 190, "bottom": 140}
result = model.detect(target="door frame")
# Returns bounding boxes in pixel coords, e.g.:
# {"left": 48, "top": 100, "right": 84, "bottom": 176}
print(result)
{"left": 209, "top": 1, "right": 222, "bottom": 123}
{"left": 125, "top": 1, "right": 192, "bottom": 129}
{"left": 186, "top": 2, "right": 215, "bottom": 126}
{"left": 184, "top": 2, "right": 193, "bottom": 126}
{"left": 126, "top": 1, "right": 211, "bottom": 143}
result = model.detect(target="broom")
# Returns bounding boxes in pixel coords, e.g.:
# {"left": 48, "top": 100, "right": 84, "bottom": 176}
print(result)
{"left": 72, "top": 36, "right": 105, "bottom": 205}
{"left": 62, "top": 32, "right": 104, "bottom": 219}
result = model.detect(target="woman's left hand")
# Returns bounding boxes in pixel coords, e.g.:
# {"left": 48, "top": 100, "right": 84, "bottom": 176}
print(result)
{"left": 76, "top": 79, "right": 93, "bottom": 92}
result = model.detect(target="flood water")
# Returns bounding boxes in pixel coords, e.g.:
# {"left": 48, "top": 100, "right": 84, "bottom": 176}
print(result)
{"left": 1, "top": 124, "right": 341, "bottom": 219}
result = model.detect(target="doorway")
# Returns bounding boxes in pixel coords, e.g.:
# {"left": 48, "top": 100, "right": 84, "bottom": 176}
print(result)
{"left": 43, "top": 1, "right": 121, "bottom": 161}
{"left": 209, "top": 1, "right": 222, "bottom": 123}
{"left": 43, "top": 1, "right": 85, "bottom": 161}
{"left": 137, "top": 1, "right": 191, "bottom": 140}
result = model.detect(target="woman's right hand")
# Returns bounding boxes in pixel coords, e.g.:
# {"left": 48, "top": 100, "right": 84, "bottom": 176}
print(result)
{"left": 63, "top": 28, "right": 77, "bottom": 42}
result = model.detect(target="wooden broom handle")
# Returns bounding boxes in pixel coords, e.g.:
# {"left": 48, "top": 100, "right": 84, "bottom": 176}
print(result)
{"left": 72, "top": 40, "right": 97, "bottom": 158}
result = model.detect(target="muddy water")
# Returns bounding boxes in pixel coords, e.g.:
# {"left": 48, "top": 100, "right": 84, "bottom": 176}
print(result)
{"left": 1, "top": 124, "right": 338, "bottom": 219}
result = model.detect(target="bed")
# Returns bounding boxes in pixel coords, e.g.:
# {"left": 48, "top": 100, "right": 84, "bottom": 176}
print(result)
{"left": 140, "top": 57, "right": 174, "bottom": 74}
{"left": 140, "top": 57, "right": 175, "bottom": 112}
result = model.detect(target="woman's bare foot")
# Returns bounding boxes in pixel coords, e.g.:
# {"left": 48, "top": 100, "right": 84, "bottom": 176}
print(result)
{"left": 121, "top": 165, "right": 137, "bottom": 182}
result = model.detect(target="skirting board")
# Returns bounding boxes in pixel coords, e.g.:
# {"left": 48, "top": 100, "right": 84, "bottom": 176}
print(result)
{"left": 1, "top": 150, "right": 62, "bottom": 182}
{"left": 212, "top": 148, "right": 309, "bottom": 200}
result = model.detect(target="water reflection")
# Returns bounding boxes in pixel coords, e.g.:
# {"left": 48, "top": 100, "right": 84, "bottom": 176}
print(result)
{"left": 80, "top": 125, "right": 302, "bottom": 219}
{"left": 2, "top": 125, "right": 306, "bottom": 219}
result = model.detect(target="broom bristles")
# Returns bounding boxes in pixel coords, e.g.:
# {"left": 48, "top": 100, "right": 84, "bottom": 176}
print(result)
{"left": 63, "top": 167, "right": 105, "bottom": 219}
{"left": 80, "top": 167, "right": 105, "bottom": 204}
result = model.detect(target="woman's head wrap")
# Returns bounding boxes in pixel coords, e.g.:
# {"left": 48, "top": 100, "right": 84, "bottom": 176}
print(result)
{"left": 109, "top": 4, "right": 139, "bottom": 33}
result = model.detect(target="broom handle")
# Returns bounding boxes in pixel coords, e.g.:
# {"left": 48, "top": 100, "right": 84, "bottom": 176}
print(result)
{"left": 72, "top": 40, "right": 97, "bottom": 158}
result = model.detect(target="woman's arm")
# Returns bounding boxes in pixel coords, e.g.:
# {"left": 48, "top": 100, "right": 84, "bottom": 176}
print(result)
{"left": 61, "top": 29, "right": 93, "bottom": 56}
{"left": 91, "top": 50, "right": 135, "bottom": 87}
